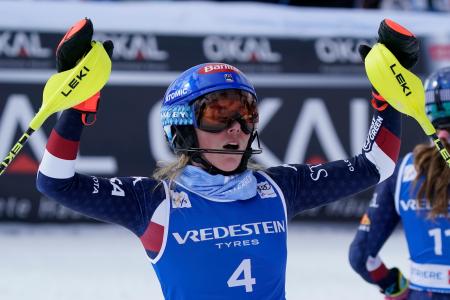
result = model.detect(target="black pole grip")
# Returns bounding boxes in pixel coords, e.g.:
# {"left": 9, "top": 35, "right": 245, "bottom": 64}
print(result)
{"left": 0, "top": 127, "right": 35, "bottom": 176}
{"left": 430, "top": 133, "right": 450, "bottom": 168}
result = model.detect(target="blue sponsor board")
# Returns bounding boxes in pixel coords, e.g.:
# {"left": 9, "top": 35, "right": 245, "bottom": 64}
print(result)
{"left": 0, "top": 29, "right": 430, "bottom": 75}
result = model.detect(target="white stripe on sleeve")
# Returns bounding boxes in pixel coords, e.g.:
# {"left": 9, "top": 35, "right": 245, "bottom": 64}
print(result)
{"left": 38, "top": 149, "right": 76, "bottom": 179}
{"left": 365, "top": 142, "right": 396, "bottom": 183}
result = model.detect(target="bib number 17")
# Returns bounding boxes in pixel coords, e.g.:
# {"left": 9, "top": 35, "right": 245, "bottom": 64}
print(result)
{"left": 227, "top": 259, "right": 256, "bottom": 292}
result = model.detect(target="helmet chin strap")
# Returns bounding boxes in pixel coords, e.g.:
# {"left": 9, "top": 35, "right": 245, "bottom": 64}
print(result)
{"left": 190, "top": 134, "right": 257, "bottom": 175}
{"left": 172, "top": 126, "right": 261, "bottom": 175}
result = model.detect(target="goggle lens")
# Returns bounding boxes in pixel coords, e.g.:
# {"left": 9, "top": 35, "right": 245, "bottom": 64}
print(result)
{"left": 194, "top": 90, "right": 258, "bottom": 134}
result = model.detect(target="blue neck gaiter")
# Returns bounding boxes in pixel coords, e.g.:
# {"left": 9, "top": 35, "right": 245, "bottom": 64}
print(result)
{"left": 176, "top": 165, "right": 257, "bottom": 201}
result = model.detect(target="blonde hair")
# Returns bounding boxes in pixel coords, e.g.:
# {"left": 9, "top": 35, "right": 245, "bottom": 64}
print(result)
{"left": 413, "top": 139, "right": 450, "bottom": 218}
{"left": 153, "top": 154, "right": 190, "bottom": 186}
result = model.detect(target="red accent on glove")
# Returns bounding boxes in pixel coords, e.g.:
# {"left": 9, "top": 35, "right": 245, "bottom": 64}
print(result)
{"left": 384, "top": 19, "right": 414, "bottom": 37}
{"left": 57, "top": 18, "right": 88, "bottom": 53}
{"left": 73, "top": 91, "right": 100, "bottom": 126}
{"left": 371, "top": 91, "right": 389, "bottom": 111}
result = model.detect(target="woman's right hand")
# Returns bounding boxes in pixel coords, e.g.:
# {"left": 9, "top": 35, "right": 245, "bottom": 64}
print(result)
{"left": 56, "top": 18, "right": 114, "bottom": 125}
{"left": 379, "top": 267, "right": 410, "bottom": 300}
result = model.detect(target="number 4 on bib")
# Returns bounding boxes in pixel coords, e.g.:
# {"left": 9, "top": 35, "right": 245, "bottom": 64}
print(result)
{"left": 227, "top": 259, "right": 256, "bottom": 292}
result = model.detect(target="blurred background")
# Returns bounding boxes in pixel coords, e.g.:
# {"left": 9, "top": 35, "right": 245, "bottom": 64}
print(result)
{"left": 1, "top": 0, "right": 450, "bottom": 299}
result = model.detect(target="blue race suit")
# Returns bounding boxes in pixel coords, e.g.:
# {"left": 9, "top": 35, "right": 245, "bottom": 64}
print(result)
{"left": 37, "top": 104, "right": 401, "bottom": 300}
{"left": 349, "top": 153, "right": 450, "bottom": 299}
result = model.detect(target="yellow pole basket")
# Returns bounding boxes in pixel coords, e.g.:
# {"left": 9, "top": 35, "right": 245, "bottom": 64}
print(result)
{"left": 364, "top": 43, "right": 450, "bottom": 167}
{"left": 30, "top": 41, "right": 112, "bottom": 130}
{"left": 0, "top": 40, "right": 112, "bottom": 176}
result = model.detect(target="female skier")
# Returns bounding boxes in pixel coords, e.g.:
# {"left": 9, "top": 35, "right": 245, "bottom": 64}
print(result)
{"left": 37, "top": 18, "right": 416, "bottom": 299}
{"left": 349, "top": 67, "right": 450, "bottom": 300}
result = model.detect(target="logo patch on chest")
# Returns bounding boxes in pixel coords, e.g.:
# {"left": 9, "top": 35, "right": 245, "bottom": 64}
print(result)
{"left": 257, "top": 181, "right": 276, "bottom": 198}
{"left": 171, "top": 190, "right": 191, "bottom": 208}
{"left": 402, "top": 164, "right": 417, "bottom": 182}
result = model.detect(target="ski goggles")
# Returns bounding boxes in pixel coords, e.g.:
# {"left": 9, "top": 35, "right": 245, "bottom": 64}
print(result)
{"left": 193, "top": 90, "right": 259, "bottom": 134}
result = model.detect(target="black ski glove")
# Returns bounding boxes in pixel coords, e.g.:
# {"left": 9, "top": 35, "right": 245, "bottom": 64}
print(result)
{"left": 359, "top": 19, "right": 419, "bottom": 111}
{"left": 56, "top": 18, "right": 114, "bottom": 125}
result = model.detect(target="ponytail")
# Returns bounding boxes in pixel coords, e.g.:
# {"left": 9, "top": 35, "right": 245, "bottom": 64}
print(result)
{"left": 413, "top": 140, "right": 450, "bottom": 218}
